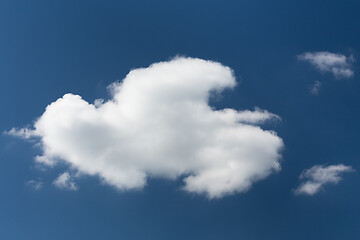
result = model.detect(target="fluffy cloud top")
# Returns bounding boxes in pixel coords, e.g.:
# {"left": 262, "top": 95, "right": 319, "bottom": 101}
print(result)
{"left": 53, "top": 172, "right": 78, "bottom": 190}
{"left": 294, "top": 164, "right": 354, "bottom": 195}
{"left": 8, "top": 57, "right": 283, "bottom": 198}
{"left": 298, "top": 51, "right": 354, "bottom": 79}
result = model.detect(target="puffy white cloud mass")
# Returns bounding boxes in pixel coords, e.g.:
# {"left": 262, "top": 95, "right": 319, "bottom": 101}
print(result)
{"left": 8, "top": 57, "right": 284, "bottom": 198}
{"left": 294, "top": 164, "right": 354, "bottom": 195}
{"left": 298, "top": 51, "right": 354, "bottom": 79}
{"left": 53, "top": 172, "right": 78, "bottom": 190}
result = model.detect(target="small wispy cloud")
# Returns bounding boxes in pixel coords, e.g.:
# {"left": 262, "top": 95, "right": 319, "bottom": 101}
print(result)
{"left": 4, "top": 127, "right": 37, "bottom": 139}
{"left": 52, "top": 172, "right": 78, "bottom": 191}
{"left": 309, "top": 80, "right": 322, "bottom": 95}
{"left": 26, "top": 179, "right": 43, "bottom": 190}
{"left": 294, "top": 164, "right": 354, "bottom": 195}
{"left": 298, "top": 51, "right": 354, "bottom": 79}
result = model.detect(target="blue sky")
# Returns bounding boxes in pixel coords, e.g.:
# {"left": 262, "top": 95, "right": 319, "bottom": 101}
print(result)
{"left": 1, "top": 0, "right": 360, "bottom": 239}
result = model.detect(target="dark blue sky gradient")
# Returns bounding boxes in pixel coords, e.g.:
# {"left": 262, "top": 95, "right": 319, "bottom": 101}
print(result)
{"left": 1, "top": 0, "right": 359, "bottom": 239}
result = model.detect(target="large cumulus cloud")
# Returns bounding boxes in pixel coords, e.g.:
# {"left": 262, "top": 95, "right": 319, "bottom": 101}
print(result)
{"left": 8, "top": 57, "right": 284, "bottom": 198}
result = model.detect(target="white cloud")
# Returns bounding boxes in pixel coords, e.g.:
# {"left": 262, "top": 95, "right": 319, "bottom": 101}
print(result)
{"left": 53, "top": 172, "right": 78, "bottom": 190}
{"left": 26, "top": 179, "right": 43, "bottom": 190}
{"left": 309, "top": 80, "right": 322, "bottom": 95}
{"left": 5, "top": 127, "right": 36, "bottom": 139}
{"left": 298, "top": 51, "right": 354, "bottom": 79}
{"left": 9, "top": 57, "right": 284, "bottom": 199}
{"left": 294, "top": 164, "right": 354, "bottom": 195}
{"left": 34, "top": 155, "right": 57, "bottom": 167}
